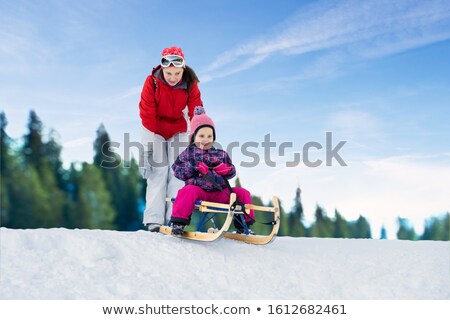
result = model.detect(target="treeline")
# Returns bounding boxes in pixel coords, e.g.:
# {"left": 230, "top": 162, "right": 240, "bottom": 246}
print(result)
{"left": 255, "top": 187, "right": 448, "bottom": 240}
{"left": 247, "top": 184, "right": 373, "bottom": 239}
{"left": 397, "top": 215, "right": 449, "bottom": 241}
{"left": 1, "top": 110, "right": 142, "bottom": 231}
{"left": 1, "top": 110, "right": 448, "bottom": 240}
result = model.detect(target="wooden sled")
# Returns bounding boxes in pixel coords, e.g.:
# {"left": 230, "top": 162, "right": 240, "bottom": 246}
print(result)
{"left": 159, "top": 194, "right": 280, "bottom": 245}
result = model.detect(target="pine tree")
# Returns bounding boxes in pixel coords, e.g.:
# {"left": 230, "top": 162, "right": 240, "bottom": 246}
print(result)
{"left": 443, "top": 212, "right": 450, "bottom": 241}
{"left": 234, "top": 176, "right": 242, "bottom": 188}
{"left": 76, "top": 163, "right": 116, "bottom": 229}
{"left": 28, "top": 166, "right": 55, "bottom": 227}
{"left": 333, "top": 209, "right": 350, "bottom": 238}
{"left": 0, "top": 112, "right": 9, "bottom": 171}
{"left": 421, "top": 212, "right": 450, "bottom": 241}
{"left": 63, "top": 163, "right": 81, "bottom": 228}
{"left": 287, "top": 186, "right": 305, "bottom": 237}
{"left": 396, "top": 217, "right": 416, "bottom": 240}
{"left": 0, "top": 169, "right": 9, "bottom": 225}
{"left": 23, "top": 110, "right": 45, "bottom": 173}
{"left": 420, "top": 217, "right": 436, "bottom": 240}
{"left": 39, "top": 162, "right": 65, "bottom": 227}
{"left": 292, "top": 186, "right": 304, "bottom": 218}
{"left": 380, "top": 225, "right": 387, "bottom": 239}
{"left": 1, "top": 112, "right": 11, "bottom": 225}
{"left": 6, "top": 164, "right": 51, "bottom": 228}
{"left": 94, "top": 124, "right": 145, "bottom": 230}
{"left": 43, "top": 129, "right": 73, "bottom": 227}
{"left": 21, "top": 111, "right": 65, "bottom": 227}
{"left": 44, "top": 129, "right": 66, "bottom": 190}
{"left": 119, "top": 158, "right": 143, "bottom": 230}
{"left": 93, "top": 124, "right": 121, "bottom": 169}
{"left": 93, "top": 124, "right": 121, "bottom": 228}
{"left": 1, "top": 112, "right": 36, "bottom": 228}
{"left": 351, "top": 215, "right": 372, "bottom": 238}
{"left": 309, "top": 205, "right": 333, "bottom": 237}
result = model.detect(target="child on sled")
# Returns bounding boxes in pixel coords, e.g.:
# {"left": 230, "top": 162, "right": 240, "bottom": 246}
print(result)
{"left": 170, "top": 107, "right": 255, "bottom": 236}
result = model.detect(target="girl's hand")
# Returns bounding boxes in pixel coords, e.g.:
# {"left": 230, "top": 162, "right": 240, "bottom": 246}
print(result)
{"left": 213, "top": 162, "right": 232, "bottom": 176}
{"left": 197, "top": 162, "right": 209, "bottom": 175}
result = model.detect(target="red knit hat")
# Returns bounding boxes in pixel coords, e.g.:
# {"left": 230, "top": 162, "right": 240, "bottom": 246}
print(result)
{"left": 190, "top": 107, "right": 215, "bottom": 143}
{"left": 161, "top": 46, "right": 185, "bottom": 59}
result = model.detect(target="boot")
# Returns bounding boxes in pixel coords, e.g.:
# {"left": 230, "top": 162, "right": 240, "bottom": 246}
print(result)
{"left": 236, "top": 226, "right": 255, "bottom": 235}
{"left": 146, "top": 223, "right": 161, "bottom": 232}
{"left": 171, "top": 223, "right": 185, "bottom": 236}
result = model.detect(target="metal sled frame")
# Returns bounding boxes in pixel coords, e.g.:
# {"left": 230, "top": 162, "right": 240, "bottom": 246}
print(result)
{"left": 159, "top": 194, "right": 281, "bottom": 245}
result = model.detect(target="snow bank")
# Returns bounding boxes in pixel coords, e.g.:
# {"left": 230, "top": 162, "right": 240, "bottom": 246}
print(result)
{"left": 0, "top": 228, "right": 448, "bottom": 299}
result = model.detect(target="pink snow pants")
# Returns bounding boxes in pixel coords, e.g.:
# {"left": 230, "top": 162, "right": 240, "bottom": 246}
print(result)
{"left": 171, "top": 185, "right": 255, "bottom": 223}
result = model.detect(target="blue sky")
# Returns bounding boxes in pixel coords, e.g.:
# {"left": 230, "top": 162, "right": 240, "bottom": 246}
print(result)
{"left": 1, "top": 0, "right": 450, "bottom": 238}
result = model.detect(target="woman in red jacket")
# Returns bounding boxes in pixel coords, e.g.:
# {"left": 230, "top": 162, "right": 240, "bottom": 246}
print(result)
{"left": 139, "top": 46, "right": 202, "bottom": 231}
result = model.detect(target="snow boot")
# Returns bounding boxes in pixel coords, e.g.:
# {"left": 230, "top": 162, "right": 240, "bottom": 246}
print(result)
{"left": 146, "top": 223, "right": 161, "bottom": 232}
{"left": 236, "top": 227, "right": 255, "bottom": 235}
{"left": 234, "top": 217, "right": 255, "bottom": 235}
{"left": 171, "top": 223, "right": 185, "bottom": 236}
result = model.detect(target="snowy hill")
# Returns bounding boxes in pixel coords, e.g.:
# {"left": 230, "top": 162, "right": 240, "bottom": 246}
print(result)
{"left": 0, "top": 227, "right": 448, "bottom": 300}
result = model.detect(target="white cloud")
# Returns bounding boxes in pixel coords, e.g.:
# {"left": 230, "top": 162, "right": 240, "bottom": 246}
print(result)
{"left": 63, "top": 137, "right": 92, "bottom": 148}
{"left": 326, "top": 109, "right": 384, "bottom": 145}
{"left": 0, "top": 1, "right": 116, "bottom": 75}
{"left": 98, "top": 86, "right": 142, "bottom": 106}
{"left": 200, "top": 0, "right": 450, "bottom": 81}
{"left": 61, "top": 137, "right": 95, "bottom": 167}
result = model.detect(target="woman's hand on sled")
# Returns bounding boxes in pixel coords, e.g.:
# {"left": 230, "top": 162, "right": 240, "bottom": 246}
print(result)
{"left": 213, "top": 162, "right": 232, "bottom": 176}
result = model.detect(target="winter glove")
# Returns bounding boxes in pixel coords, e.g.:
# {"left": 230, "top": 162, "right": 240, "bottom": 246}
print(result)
{"left": 213, "top": 162, "right": 232, "bottom": 176}
{"left": 197, "top": 162, "right": 209, "bottom": 175}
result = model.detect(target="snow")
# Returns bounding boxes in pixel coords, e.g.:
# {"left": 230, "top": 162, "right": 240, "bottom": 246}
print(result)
{"left": 0, "top": 227, "right": 448, "bottom": 300}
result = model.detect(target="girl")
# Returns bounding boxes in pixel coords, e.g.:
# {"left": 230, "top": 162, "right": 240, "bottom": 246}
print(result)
{"left": 170, "top": 107, "right": 255, "bottom": 235}
{"left": 139, "top": 46, "right": 203, "bottom": 231}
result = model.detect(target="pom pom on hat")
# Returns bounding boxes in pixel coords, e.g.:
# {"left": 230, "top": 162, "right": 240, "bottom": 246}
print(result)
{"left": 194, "top": 106, "right": 205, "bottom": 116}
{"left": 161, "top": 46, "right": 185, "bottom": 59}
{"left": 190, "top": 106, "right": 215, "bottom": 143}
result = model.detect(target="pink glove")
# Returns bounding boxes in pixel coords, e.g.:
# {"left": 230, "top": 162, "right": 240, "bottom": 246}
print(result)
{"left": 197, "top": 162, "right": 209, "bottom": 175}
{"left": 213, "top": 162, "right": 232, "bottom": 176}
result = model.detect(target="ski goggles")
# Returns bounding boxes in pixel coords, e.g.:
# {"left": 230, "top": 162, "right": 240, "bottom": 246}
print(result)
{"left": 161, "top": 55, "right": 185, "bottom": 68}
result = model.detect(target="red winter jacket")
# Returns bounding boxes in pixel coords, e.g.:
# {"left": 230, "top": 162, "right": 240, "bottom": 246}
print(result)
{"left": 139, "top": 66, "right": 202, "bottom": 140}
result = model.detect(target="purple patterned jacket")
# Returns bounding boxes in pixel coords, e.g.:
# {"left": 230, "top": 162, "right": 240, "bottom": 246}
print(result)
{"left": 172, "top": 144, "right": 236, "bottom": 191}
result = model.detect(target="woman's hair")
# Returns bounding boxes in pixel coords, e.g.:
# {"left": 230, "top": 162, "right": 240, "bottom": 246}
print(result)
{"left": 183, "top": 66, "right": 200, "bottom": 93}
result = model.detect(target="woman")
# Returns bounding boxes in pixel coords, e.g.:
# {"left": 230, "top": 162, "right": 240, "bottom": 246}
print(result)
{"left": 139, "top": 46, "right": 202, "bottom": 231}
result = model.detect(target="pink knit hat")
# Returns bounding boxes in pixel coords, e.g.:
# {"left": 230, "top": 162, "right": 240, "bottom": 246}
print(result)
{"left": 190, "top": 107, "right": 215, "bottom": 143}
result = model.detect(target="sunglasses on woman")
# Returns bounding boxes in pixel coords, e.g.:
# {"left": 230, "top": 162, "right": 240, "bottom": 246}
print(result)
{"left": 161, "top": 55, "right": 185, "bottom": 68}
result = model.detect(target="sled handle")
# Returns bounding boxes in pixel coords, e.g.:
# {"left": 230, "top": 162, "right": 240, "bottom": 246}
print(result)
{"left": 165, "top": 198, "right": 278, "bottom": 213}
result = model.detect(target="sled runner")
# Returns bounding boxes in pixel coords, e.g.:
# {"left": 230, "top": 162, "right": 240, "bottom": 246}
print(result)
{"left": 159, "top": 194, "right": 280, "bottom": 245}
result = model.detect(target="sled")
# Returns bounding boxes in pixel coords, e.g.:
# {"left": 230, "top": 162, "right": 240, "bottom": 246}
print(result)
{"left": 159, "top": 194, "right": 280, "bottom": 245}
{"left": 159, "top": 193, "right": 237, "bottom": 242}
